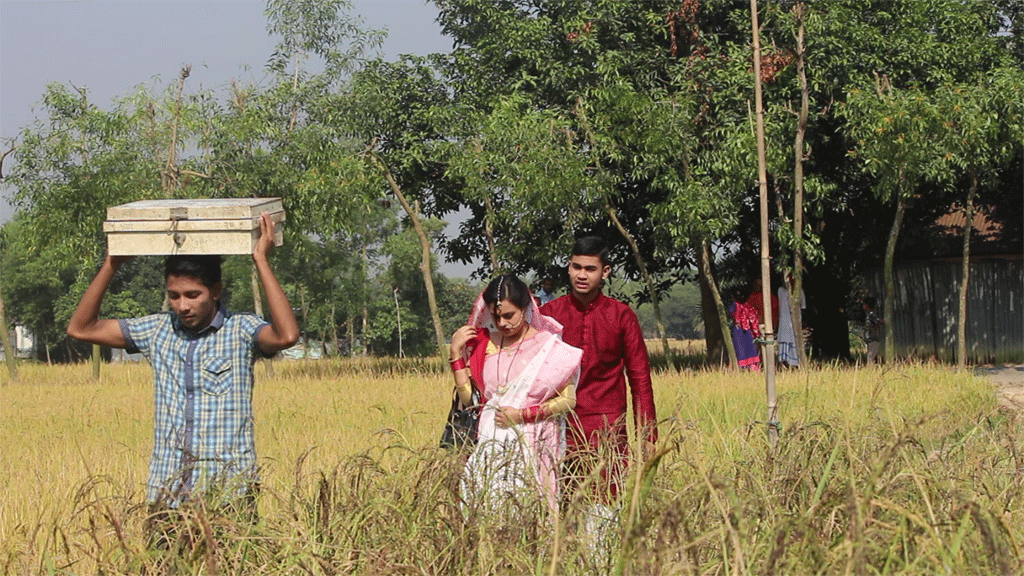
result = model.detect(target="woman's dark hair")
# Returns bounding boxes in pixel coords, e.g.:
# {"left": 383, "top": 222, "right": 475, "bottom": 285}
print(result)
{"left": 571, "top": 236, "right": 610, "bottom": 266}
{"left": 164, "top": 255, "right": 223, "bottom": 290}
{"left": 482, "top": 274, "right": 532, "bottom": 310}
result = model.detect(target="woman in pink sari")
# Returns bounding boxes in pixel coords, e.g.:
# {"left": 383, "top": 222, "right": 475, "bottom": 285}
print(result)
{"left": 448, "top": 275, "right": 582, "bottom": 514}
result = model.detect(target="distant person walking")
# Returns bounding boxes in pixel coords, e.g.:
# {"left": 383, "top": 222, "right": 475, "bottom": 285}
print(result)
{"left": 729, "top": 288, "right": 761, "bottom": 371}
{"left": 535, "top": 277, "right": 557, "bottom": 306}
{"left": 745, "top": 277, "right": 779, "bottom": 335}
{"left": 862, "top": 296, "right": 883, "bottom": 365}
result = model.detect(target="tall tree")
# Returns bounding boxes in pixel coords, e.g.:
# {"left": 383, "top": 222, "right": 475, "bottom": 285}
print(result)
{"left": 340, "top": 56, "right": 458, "bottom": 356}
{"left": 751, "top": 0, "right": 779, "bottom": 445}
{"left": 930, "top": 71, "right": 1024, "bottom": 367}
{"left": 436, "top": 0, "right": 703, "bottom": 354}
{"left": 0, "top": 228, "right": 17, "bottom": 380}
{"left": 843, "top": 82, "right": 945, "bottom": 361}
{"left": 782, "top": 2, "right": 810, "bottom": 367}
{"left": 443, "top": 96, "right": 594, "bottom": 276}
{"left": 0, "top": 149, "right": 19, "bottom": 380}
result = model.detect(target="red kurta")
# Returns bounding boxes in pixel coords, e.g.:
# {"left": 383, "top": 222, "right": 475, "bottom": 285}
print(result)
{"left": 540, "top": 292, "right": 658, "bottom": 454}
{"left": 745, "top": 289, "right": 780, "bottom": 333}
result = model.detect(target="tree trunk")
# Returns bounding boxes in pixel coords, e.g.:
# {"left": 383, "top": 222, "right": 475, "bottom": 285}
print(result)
{"left": 162, "top": 66, "right": 190, "bottom": 196}
{"left": 331, "top": 304, "right": 339, "bottom": 357}
{"left": 393, "top": 287, "right": 404, "bottom": 358}
{"left": 883, "top": 196, "right": 907, "bottom": 363}
{"left": 349, "top": 317, "right": 357, "bottom": 358}
{"left": 299, "top": 285, "right": 308, "bottom": 358}
{"left": 957, "top": 166, "right": 977, "bottom": 369}
{"left": 790, "top": 2, "right": 809, "bottom": 367}
{"left": 375, "top": 155, "right": 447, "bottom": 357}
{"left": 751, "top": 0, "right": 779, "bottom": 446}
{"left": 0, "top": 292, "right": 18, "bottom": 381}
{"left": 362, "top": 304, "right": 370, "bottom": 356}
{"left": 604, "top": 195, "right": 670, "bottom": 356}
{"left": 697, "top": 239, "right": 736, "bottom": 367}
{"left": 252, "top": 264, "right": 274, "bottom": 376}
{"left": 361, "top": 243, "right": 369, "bottom": 357}
{"left": 698, "top": 253, "right": 726, "bottom": 365}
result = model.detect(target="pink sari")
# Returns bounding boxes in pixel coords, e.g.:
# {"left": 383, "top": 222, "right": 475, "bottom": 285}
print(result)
{"left": 461, "top": 292, "right": 582, "bottom": 512}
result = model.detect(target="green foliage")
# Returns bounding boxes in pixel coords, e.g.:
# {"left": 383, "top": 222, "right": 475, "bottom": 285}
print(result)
{"left": 626, "top": 279, "right": 704, "bottom": 340}
{"left": 444, "top": 95, "right": 595, "bottom": 274}
{"left": 362, "top": 223, "right": 477, "bottom": 356}
{"left": 843, "top": 83, "right": 946, "bottom": 202}
{"left": 930, "top": 69, "right": 1024, "bottom": 183}
{"left": 265, "top": 0, "right": 384, "bottom": 78}
{"left": 437, "top": 0, "right": 695, "bottom": 283}
{"left": 0, "top": 215, "right": 165, "bottom": 361}
{"left": 3, "top": 0, "right": 1022, "bottom": 365}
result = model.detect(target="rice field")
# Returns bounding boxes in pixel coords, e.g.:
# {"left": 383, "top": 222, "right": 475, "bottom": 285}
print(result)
{"left": 1, "top": 358, "right": 1020, "bottom": 575}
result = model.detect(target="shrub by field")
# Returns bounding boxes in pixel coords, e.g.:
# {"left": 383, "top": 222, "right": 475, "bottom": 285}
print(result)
{"left": 1, "top": 359, "right": 1020, "bottom": 575}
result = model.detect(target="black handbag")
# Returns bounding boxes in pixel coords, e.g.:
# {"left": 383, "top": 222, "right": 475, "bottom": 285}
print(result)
{"left": 440, "top": 387, "right": 481, "bottom": 450}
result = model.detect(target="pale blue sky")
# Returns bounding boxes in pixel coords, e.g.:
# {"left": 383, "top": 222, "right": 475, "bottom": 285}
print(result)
{"left": 0, "top": 0, "right": 480, "bottom": 275}
{"left": 0, "top": 0, "right": 452, "bottom": 222}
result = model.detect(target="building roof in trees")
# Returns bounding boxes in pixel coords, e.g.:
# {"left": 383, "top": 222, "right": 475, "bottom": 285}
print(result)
{"left": 899, "top": 203, "right": 1022, "bottom": 261}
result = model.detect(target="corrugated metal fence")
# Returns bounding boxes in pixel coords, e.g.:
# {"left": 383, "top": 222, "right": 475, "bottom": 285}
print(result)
{"left": 867, "top": 257, "right": 1023, "bottom": 363}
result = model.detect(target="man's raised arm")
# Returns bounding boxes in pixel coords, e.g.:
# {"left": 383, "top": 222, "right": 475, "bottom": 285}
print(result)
{"left": 252, "top": 212, "right": 300, "bottom": 354}
{"left": 66, "top": 256, "right": 131, "bottom": 348}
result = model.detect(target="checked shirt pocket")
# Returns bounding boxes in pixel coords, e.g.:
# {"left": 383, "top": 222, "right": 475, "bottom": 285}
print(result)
{"left": 201, "top": 357, "right": 234, "bottom": 395}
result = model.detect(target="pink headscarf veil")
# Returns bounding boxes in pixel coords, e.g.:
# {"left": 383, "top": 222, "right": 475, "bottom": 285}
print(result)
{"left": 462, "top": 277, "right": 567, "bottom": 403}
{"left": 466, "top": 280, "right": 564, "bottom": 336}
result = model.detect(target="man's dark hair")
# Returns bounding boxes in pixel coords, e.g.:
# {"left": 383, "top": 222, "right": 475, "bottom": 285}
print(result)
{"left": 571, "top": 236, "right": 610, "bottom": 266}
{"left": 733, "top": 287, "right": 748, "bottom": 303}
{"left": 164, "top": 255, "right": 223, "bottom": 290}
{"left": 482, "top": 274, "right": 532, "bottom": 310}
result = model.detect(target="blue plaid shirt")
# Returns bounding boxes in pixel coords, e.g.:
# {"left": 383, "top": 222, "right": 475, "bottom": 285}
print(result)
{"left": 120, "top": 307, "right": 269, "bottom": 505}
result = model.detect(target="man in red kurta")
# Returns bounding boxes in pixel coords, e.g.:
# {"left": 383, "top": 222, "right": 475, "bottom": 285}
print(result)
{"left": 540, "top": 236, "right": 657, "bottom": 499}
{"left": 745, "top": 277, "right": 779, "bottom": 333}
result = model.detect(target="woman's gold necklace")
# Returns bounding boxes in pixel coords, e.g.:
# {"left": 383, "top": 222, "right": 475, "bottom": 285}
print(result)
{"left": 496, "top": 329, "right": 524, "bottom": 395}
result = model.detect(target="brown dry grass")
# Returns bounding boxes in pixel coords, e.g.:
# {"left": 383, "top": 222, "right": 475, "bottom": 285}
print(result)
{"left": 2, "top": 359, "right": 1021, "bottom": 575}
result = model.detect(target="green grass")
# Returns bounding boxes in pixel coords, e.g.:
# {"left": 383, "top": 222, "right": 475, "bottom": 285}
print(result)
{"left": 1, "top": 359, "right": 1019, "bottom": 574}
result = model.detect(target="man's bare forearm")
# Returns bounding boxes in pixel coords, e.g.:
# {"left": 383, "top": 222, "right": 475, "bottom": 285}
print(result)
{"left": 254, "top": 254, "right": 299, "bottom": 352}
{"left": 66, "top": 256, "right": 129, "bottom": 347}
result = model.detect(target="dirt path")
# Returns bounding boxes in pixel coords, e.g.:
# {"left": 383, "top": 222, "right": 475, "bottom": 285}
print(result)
{"left": 976, "top": 364, "right": 1024, "bottom": 411}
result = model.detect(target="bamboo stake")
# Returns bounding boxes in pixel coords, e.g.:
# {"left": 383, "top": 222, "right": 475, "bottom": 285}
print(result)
{"left": 92, "top": 343, "right": 101, "bottom": 380}
{"left": 750, "top": 0, "right": 779, "bottom": 446}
